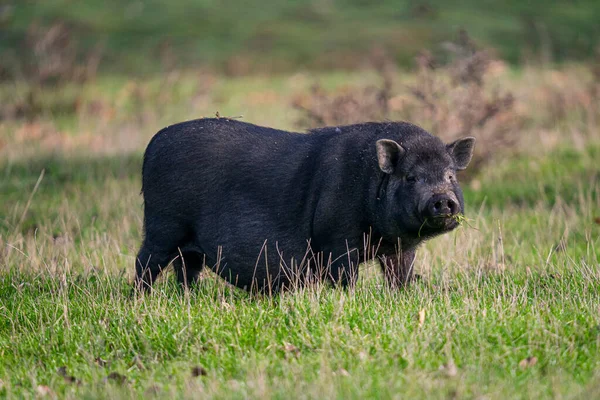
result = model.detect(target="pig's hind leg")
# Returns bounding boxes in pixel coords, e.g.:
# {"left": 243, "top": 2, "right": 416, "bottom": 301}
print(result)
{"left": 135, "top": 218, "right": 190, "bottom": 292}
{"left": 173, "top": 251, "right": 205, "bottom": 289}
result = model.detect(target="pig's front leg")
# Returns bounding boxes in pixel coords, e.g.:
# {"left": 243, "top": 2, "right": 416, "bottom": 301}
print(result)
{"left": 379, "top": 248, "right": 417, "bottom": 288}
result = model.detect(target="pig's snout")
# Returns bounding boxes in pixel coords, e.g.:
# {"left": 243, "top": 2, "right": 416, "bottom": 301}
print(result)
{"left": 425, "top": 193, "right": 459, "bottom": 218}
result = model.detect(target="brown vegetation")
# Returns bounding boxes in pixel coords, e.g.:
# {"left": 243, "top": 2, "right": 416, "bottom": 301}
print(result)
{"left": 292, "top": 32, "right": 519, "bottom": 180}
{"left": 24, "top": 22, "right": 104, "bottom": 85}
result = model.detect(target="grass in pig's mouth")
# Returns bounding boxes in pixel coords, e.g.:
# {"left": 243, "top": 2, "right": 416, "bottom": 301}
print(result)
{"left": 452, "top": 213, "right": 479, "bottom": 231}
{"left": 418, "top": 213, "right": 474, "bottom": 237}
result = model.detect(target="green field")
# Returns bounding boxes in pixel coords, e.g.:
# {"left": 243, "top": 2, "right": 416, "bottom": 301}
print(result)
{"left": 1, "top": 62, "right": 600, "bottom": 398}
{"left": 1, "top": 2, "right": 600, "bottom": 395}
{"left": 2, "top": 0, "right": 600, "bottom": 75}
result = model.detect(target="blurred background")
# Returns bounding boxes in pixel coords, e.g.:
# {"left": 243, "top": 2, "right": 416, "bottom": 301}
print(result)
{"left": 1, "top": 0, "right": 599, "bottom": 162}
{"left": 0, "top": 0, "right": 599, "bottom": 240}
{"left": 3, "top": 0, "right": 600, "bottom": 74}
{"left": 2, "top": 3, "right": 600, "bottom": 397}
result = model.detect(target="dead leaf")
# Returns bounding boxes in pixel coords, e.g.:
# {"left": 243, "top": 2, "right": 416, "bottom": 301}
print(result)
{"left": 95, "top": 357, "right": 108, "bottom": 367}
{"left": 191, "top": 366, "right": 207, "bottom": 377}
{"left": 105, "top": 372, "right": 128, "bottom": 385}
{"left": 439, "top": 360, "right": 458, "bottom": 377}
{"left": 337, "top": 368, "right": 350, "bottom": 377}
{"left": 418, "top": 309, "right": 426, "bottom": 327}
{"left": 594, "top": 217, "right": 600, "bottom": 225}
{"left": 36, "top": 385, "right": 54, "bottom": 396}
{"left": 283, "top": 343, "right": 301, "bottom": 358}
{"left": 57, "top": 366, "right": 81, "bottom": 385}
{"left": 519, "top": 356, "right": 538, "bottom": 369}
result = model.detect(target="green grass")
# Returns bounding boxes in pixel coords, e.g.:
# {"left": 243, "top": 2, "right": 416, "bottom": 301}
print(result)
{"left": 1, "top": 268, "right": 599, "bottom": 399}
{"left": 3, "top": 0, "right": 600, "bottom": 74}
{"left": 1, "top": 135, "right": 599, "bottom": 398}
{"left": 0, "top": 63, "right": 599, "bottom": 397}
{"left": 467, "top": 145, "right": 600, "bottom": 208}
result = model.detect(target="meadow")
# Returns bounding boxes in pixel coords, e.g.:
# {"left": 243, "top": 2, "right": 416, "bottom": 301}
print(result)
{"left": 3, "top": 0, "right": 600, "bottom": 76}
{"left": 1, "top": 51, "right": 600, "bottom": 398}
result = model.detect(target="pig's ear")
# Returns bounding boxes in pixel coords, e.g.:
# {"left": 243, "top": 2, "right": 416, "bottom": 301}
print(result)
{"left": 447, "top": 137, "right": 476, "bottom": 170}
{"left": 376, "top": 139, "right": 405, "bottom": 174}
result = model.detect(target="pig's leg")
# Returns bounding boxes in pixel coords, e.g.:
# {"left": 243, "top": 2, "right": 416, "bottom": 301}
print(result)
{"left": 134, "top": 220, "right": 188, "bottom": 292}
{"left": 135, "top": 244, "right": 172, "bottom": 292}
{"left": 173, "top": 252, "right": 205, "bottom": 289}
{"left": 327, "top": 249, "right": 360, "bottom": 289}
{"left": 379, "top": 248, "right": 416, "bottom": 288}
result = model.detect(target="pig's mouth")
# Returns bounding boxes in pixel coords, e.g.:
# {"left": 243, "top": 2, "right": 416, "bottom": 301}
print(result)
{"left": 419, "top": 214, "right": 461, "bottom": 234}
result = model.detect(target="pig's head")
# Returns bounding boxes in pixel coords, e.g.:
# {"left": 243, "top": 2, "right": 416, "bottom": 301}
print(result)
{"left": 374, "top": 132, "right": 475, "bottom": 241}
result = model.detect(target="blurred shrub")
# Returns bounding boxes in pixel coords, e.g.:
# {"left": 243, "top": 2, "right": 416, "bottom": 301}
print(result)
{"left": 23, "top": 21, "right": 103, "bottom": 85}
{"left": 292, "top": 47, "right": 393, "bottom": 126}
{"left": 0, "top": 21, "right": 104, "bottom": 121}
{"left": 292, "top": 31, "right": 519, "bottom": 180}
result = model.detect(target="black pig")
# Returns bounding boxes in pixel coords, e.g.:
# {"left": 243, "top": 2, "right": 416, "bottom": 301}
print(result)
{"left": 135, "top": 118, "right": 475, "bottom": 292}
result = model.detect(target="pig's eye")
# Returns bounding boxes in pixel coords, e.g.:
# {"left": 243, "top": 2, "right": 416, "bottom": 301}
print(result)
{"left": 448, "top": 174, "right": 454, "bottom": 181}
{"left": 406, "top": 176, "right": 418, "bottom": 183}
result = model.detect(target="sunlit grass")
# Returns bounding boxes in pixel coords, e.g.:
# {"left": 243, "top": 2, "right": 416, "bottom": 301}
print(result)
{"left": 1, "top": 140, "right": 599, "bottom": 398}
{"left": 1, "top": 66, "right": 599, "bottom": 398}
